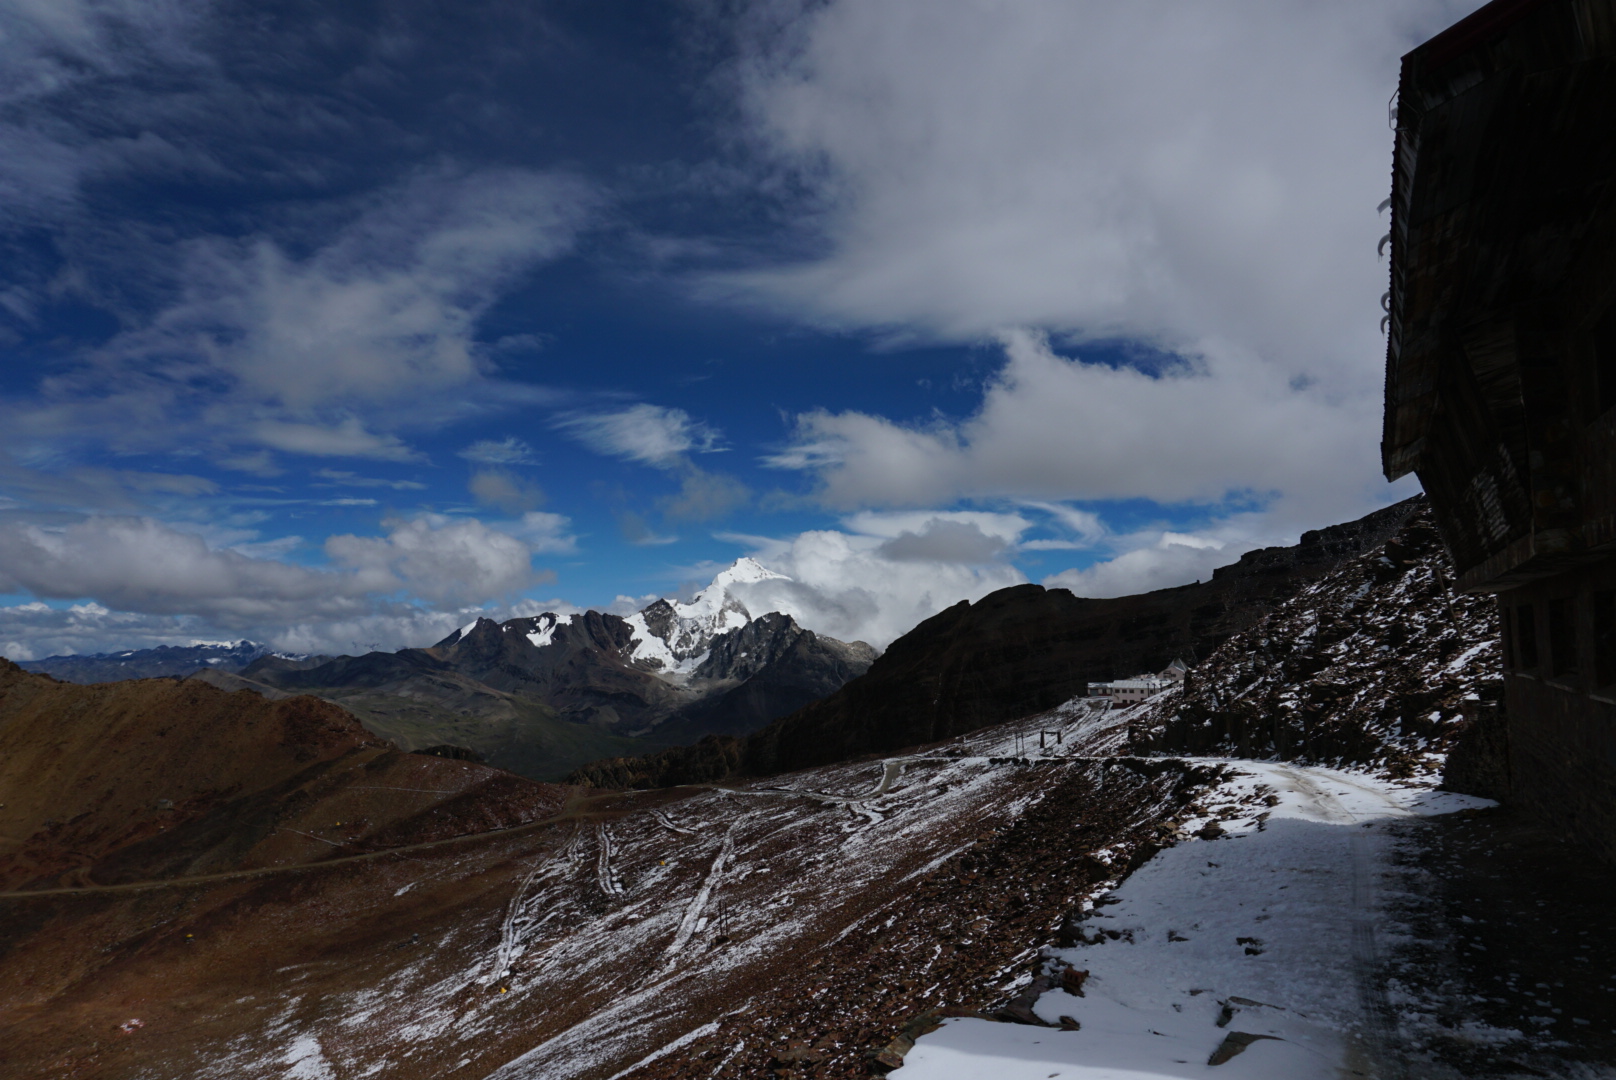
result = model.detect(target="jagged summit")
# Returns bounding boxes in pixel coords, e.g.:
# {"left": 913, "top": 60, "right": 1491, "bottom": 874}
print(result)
{"left": 432, "top": 557, "right": 804, "bottom": 679}
{"left": 623, "top": 558, "right": 791, "bottom": 674}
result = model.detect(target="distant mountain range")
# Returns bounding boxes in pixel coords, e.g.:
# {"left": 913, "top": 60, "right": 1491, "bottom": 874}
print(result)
{"left": 14, "top": 559, "right": 875, "bottom": 781}
{"left": 17, "top": 640, "right": 281, "bottom": 683}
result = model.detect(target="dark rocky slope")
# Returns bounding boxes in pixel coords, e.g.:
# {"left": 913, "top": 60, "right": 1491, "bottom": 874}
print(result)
{"left": 1127, "top": 501, "right": 1500, "bottom": 776}
{"left": 571, "top": 497, "right": 1424, "bottom": 788}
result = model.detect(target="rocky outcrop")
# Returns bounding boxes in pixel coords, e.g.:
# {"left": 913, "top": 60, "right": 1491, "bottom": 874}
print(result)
{"left": 1127, "top": 502, "right": 1500, "bottom": 775}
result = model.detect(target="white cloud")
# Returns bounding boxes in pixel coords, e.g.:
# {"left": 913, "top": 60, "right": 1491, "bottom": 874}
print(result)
{"left": 0, "top": 515, "right": 364, "bottom": 620}
{"left": 508, "top": 512, "right": 577, "bottom": 555}
{"left": 1037, "top": 510, "right": 1303, "bottom": 599}
{"left": 469, "top": 469, "right": 545, "bottom": 514}
{"left": 325, "top": 514, "right": 550, "bottom": 606}
{"left": 250, "top": 418, "right": 421, "bottom": 462}
{"left": 554, "top": 403, "right": 722, "bottom": 466}
{"left": 459, "top": 437, "right": 537, "bottom": 465}
{"left": 721, "top": 0, "right": 1460, "bottom": 551}
{"left": 723, "top": 0, "right": 1472, "bottom": 377}
{"left": 0, "top": 0, "right": 208, "bottom": 227}
{"left": 9, "top": 168, "right": 595, "bottom": 468}
{"left": 658, "top": 465, "right": 749, "bottom": 522}
{"left": 313, "top": 469, "right": 426, "bottom": 491}
{"left": 0, "top": 510, "right": 567, "bottom": 629}
{"left": 714, "top": 514, "right": 1032, "bottom": 648}
{"left": 768, "top": 330, "right": 1401, "bottom": 528}
{"left": 135, "top": 167, "right": 590, "bottom": 412}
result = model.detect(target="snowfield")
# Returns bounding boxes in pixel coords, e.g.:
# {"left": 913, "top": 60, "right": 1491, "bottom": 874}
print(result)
{"left": 893, "top": 759, "right": 1493, "bottom": 1080}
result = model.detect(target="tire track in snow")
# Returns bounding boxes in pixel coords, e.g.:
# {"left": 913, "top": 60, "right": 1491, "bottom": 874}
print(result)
{"left": 650, "top": 810, "right": 693, "bottom": 836}
{"left": 596, "top": 824, "right": 623, "bottom": 896}
{"left": 662, "top": 825, "right": 735, "bottom": 965}
{"left": 485, "top": 826, "right": 577, "bottom": 985}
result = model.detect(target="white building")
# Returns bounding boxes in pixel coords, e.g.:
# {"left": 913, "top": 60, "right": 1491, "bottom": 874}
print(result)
{"left": 1088, "top": 660, "right": 1190, "bottom": 703}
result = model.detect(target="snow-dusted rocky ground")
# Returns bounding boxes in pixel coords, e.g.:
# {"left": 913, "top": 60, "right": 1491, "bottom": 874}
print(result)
{"left": 892, "top": 752, "right": 1495, "bottom": 1079}
{"left": 1129, "top": 505, "right": 1499, "bottom": 776}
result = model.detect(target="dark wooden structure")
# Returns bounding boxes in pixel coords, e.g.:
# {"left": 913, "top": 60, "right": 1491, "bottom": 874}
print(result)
{"left": 1384, "top": 0, "right": 1616, "bottom": 858}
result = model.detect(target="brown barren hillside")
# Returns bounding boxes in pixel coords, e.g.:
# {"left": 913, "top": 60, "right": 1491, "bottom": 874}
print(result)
{"left": 0, "top": 659, "right": 564, "bottom": 891}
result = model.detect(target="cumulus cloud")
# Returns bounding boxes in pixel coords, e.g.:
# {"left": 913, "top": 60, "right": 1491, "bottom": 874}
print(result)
{"left": 724, "top": 0, "right": 1469, "bottom": 375}
{"left": 0, "top": 515, "right": 364, "bottom": 620}
{"left": 1043, "top": 530, "right": 1239, "bottom": 599}
{"left": 506, "top": 511, "right": 577, "bottom": 555}
{"left": 555, "top": 403, "right": 722, "bottom": 466}
{"left": 0, "top": 510, "right": 566, "bottom": 629}
{"left": 325, "top": 514, "right": 551, "bottom": 605}
{"left": 724, "top": 530, "right": 1025, "bottom": 649}
{"left": 712, "top": 510, "right": 1041, "bottom": 647}
{"left": 714, "top": 0, "right": 1459, "bottom": 557}
{"left": 768, "top": 330, "right": 1399, "bottom": 527}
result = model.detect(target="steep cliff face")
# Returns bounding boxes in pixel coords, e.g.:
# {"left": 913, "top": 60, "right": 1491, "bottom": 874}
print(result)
{"left": 570, "top": 498, "right": 1426, "bottom": 788}
{"left": 1127, "top": 503, "right": 1500, "bottom": 776}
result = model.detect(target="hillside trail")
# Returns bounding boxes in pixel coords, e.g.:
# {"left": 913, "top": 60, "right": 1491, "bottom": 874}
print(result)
{"left": 891, "top": 756, "right": 1490, "bottom": 1080}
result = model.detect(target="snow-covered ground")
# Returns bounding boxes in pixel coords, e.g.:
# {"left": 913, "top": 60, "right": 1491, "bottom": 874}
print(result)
{"left": 893, "top": 760, "right": 1493, "bottom": 1080}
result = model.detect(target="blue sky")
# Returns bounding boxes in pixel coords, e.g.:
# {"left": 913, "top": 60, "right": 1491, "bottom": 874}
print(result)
{"left": 0, "top": 0, "right": 1474, "bottom": 659}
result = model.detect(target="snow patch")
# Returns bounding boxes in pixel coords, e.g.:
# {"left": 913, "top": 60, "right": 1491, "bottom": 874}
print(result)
{"left": 281, "top": 1035, "right": 335, "bottom": 1080}
{"left": 525, "top": 613, "right": 572, "bottom": 650}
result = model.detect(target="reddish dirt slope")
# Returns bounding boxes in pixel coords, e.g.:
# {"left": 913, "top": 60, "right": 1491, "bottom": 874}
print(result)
{"left": 0, "top": 706, "right": 1211, "bottom": 1080}
{"left": 0, "top": 660, "right": 563, "bottom": 891}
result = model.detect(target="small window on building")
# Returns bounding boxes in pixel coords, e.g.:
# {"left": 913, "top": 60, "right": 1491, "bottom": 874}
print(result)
{"left": 1517, "top": 603, "right": 1538, "bottom": 669}
{"left": 1598, "top": 308, "right": 1616, "bottom": 417}
{"left": 1548, "top": 597, "right": 1579, "bottom": 677}
{"left": 1500, "top": 603, "right": 1514, "bottom": 669}
{"left": 1594, "top": 590, "right": 1616, "bottom": 688}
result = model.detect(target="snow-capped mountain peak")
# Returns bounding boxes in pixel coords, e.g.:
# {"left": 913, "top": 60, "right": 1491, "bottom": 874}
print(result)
{"left": 624, "top": 558, "right": 793, "bottom": 675}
